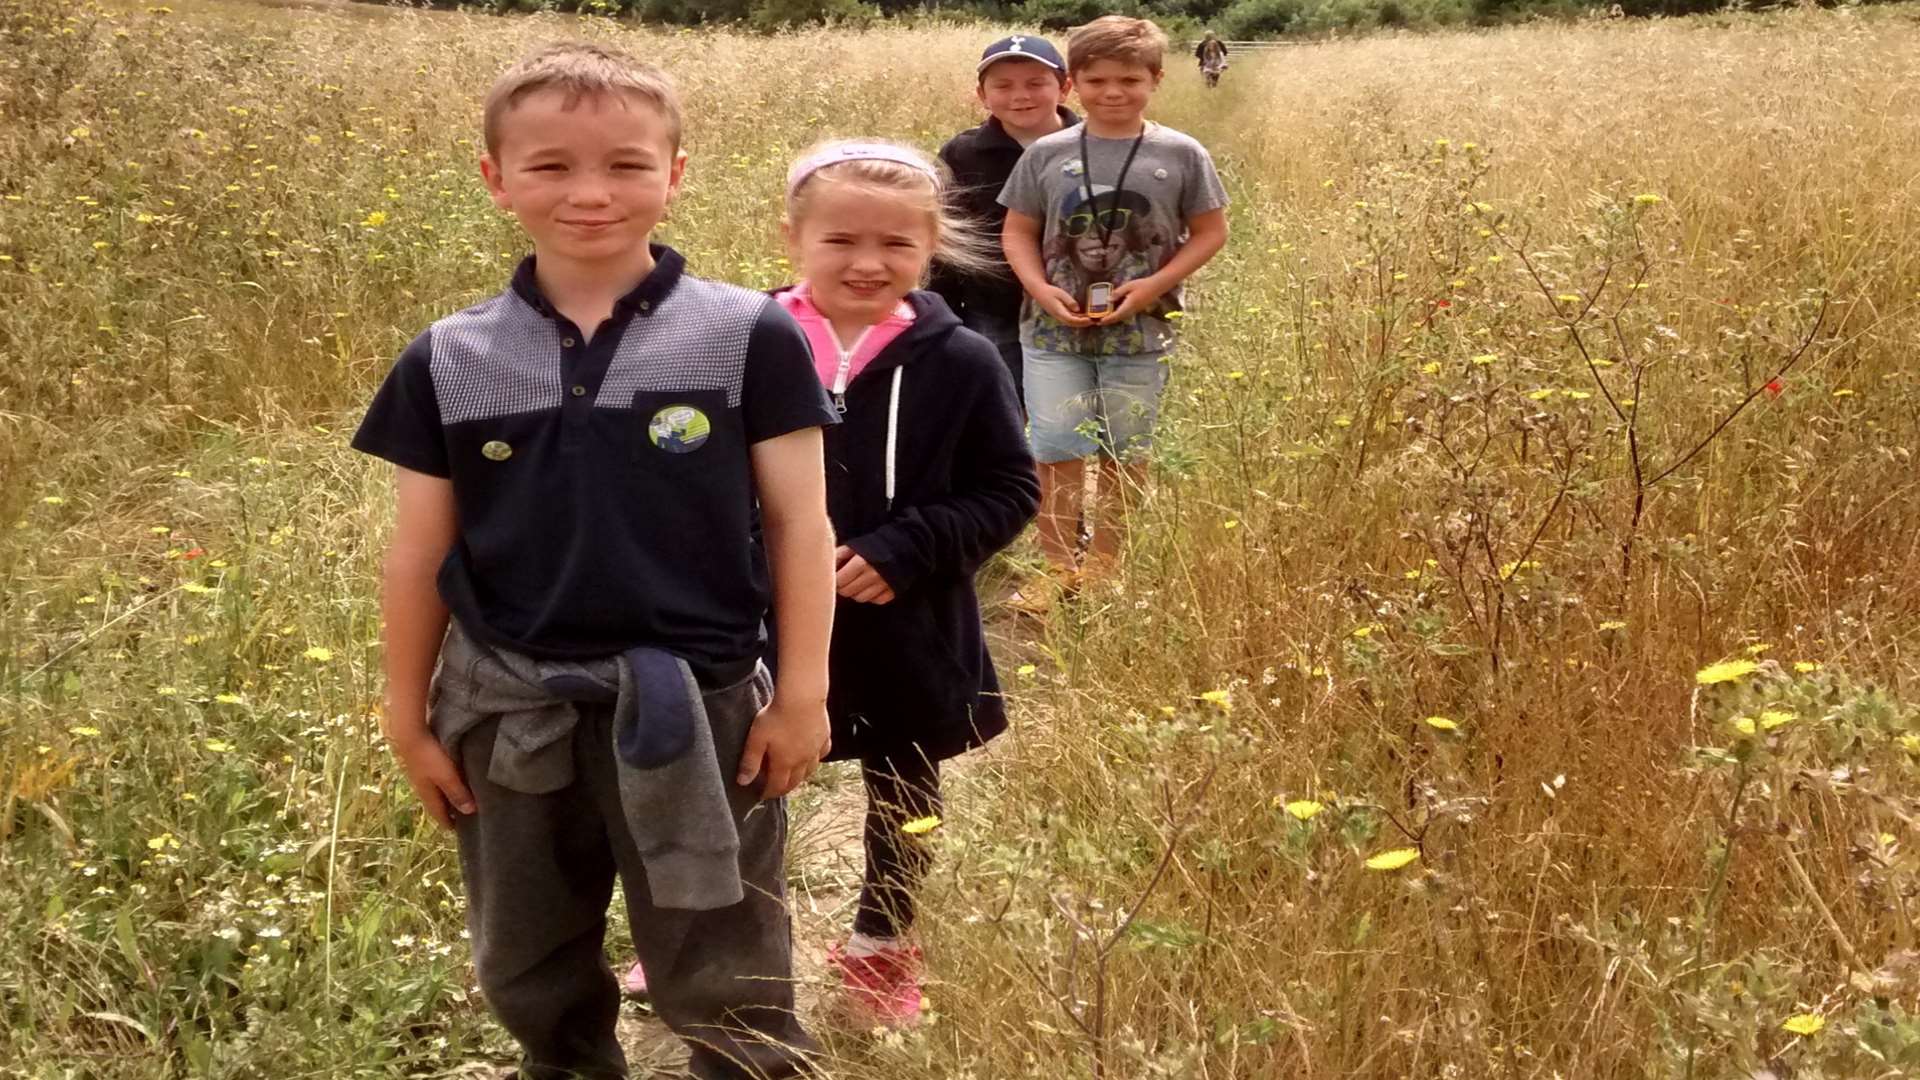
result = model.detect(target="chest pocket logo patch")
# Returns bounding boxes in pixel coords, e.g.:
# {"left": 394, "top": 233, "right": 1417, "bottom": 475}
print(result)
{"left": 648, "top": 405, "right": 711, "bottom": 454}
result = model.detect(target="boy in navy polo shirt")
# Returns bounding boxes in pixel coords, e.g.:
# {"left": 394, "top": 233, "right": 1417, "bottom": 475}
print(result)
{"left": 933, "top": 34, "right": 1078, "bottom": 402}
{"left": 351, "top": 43, "right": 835, "bottom": 1080}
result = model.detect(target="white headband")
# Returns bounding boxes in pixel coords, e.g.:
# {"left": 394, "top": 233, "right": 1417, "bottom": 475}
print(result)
{"left": 786, "top": 143, "right": 940, "bottom": 198}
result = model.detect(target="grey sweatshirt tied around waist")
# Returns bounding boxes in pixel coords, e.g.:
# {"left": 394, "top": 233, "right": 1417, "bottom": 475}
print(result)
{"left": 430, "top": 621, "right": 745, "bottom": 910}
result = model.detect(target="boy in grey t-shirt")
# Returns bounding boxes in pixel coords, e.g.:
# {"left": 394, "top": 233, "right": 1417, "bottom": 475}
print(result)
{"left": 999, "top": 15, "right": 1229, "bottom": 605}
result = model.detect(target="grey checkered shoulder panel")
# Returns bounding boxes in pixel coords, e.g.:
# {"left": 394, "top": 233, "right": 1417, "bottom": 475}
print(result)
{"left": 430, "top": 291, "right": 564, "bottom": 426}
{"left": 596, "top": 276, "right": 769, "bottom": 411}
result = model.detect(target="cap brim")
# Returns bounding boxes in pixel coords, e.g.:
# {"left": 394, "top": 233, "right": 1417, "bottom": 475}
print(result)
{"left": 976, "top": 53, "right": 1064, "bottom": 73}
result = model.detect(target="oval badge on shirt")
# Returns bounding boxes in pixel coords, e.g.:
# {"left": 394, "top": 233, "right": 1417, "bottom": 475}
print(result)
{"left": 648, "top": 405, "right": 711, "bottom": 453}
{"left": 481, "top": 440, "right": 512, "bottom": 461}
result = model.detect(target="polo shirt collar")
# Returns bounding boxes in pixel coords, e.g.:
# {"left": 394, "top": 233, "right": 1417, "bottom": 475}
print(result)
{"left": 509, "top": 244, "right": 686, "bottom": 322}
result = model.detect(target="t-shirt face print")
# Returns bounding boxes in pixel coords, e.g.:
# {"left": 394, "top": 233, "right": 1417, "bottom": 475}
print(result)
{"left": 1000, "top": 123, "right": 1229, "bottom": 356}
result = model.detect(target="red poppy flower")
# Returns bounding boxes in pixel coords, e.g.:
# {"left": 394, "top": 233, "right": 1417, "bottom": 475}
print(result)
{"left": 1764, "top": 379, "right": 1784, "bottom": 399}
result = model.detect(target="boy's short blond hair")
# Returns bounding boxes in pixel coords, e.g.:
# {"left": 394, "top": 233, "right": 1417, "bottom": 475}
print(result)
{"left": 483, "top": 42, "right": 682, "bottom": 158}
{"left": 1067, "top": 16, "right": 1169, "bottom": 76}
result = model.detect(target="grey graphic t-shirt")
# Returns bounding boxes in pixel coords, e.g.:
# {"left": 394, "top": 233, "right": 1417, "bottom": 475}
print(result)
{"left": 999, "top": 122, "right": 1228, "bottom": 356}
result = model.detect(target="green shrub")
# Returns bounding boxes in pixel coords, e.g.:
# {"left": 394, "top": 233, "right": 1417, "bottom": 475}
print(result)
{"left": 1216, "top": 0, "right": 1310, "bottom": 37}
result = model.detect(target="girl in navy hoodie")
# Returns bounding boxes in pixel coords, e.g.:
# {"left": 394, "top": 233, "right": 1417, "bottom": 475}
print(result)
{"left": 777, "top": 139, "right": 1038, "bottom": 1029}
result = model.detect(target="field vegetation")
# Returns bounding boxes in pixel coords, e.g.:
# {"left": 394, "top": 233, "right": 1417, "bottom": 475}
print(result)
{"left": 5, "top": 1, "right": 1920, "bottom": 1076}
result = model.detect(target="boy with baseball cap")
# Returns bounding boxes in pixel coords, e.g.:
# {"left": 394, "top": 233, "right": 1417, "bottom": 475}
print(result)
{"left": 933, "top": 34, "right": 1079, "bottom": 402}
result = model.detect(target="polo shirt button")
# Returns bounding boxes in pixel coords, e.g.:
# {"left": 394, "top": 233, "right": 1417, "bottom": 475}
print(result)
{"left": 638, "top": 301, "right": 651, "bottom": 312}
{"left": 562, "top": 337, "right": 576, "bottom": 348}
{"left": 571, "top": 385, "right": 586, "bottom": 397}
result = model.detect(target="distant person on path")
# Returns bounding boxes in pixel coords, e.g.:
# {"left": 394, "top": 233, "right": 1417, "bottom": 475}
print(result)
{"left": 352, "top": 42, "right": 836, "bottom": 1080}
{"left": 776, "top": 140, "right": 1039, "bottom": 1029}
{"left": 1000, "top": 15, "right": 1230, "bottom": 611}
{"left": 933, "top": 33, "right": 1080, "bottom": 404}
{"left": 1196, "top": 30, "right": 1229, "bottom": 88}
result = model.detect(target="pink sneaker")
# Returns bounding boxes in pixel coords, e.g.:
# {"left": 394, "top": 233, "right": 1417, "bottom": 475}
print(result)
{"left": 621, "top": 959, "right": 649, "bottom": 1000}
{"left": 829, "top": 941, "right": 923, "bottom": 1029}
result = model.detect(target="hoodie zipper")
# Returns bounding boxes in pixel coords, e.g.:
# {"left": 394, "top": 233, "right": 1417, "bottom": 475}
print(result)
{"left": 830, "top": 326, "right": 876, "bottom": 415}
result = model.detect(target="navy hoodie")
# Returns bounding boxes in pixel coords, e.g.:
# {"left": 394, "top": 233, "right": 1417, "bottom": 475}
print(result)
{"left": 776, "top": 288, "right": 1039, "bottom": 762}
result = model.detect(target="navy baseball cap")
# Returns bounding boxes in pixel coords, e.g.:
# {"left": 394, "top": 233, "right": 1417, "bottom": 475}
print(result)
{"left": 976, "top": 34, "right": 1065, "bottom": 74}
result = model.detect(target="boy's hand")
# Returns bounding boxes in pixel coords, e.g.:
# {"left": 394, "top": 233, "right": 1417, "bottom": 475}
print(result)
{"left": 736, "top": 697, "right": 830, "bottom": 799}
{"left": 834, "top": 545, "right": 896, "bottom": 604}
{"left": 1101, "top": 277, "right": 1168, "bottom": 325}
{"left": 1036, "top": 285, "right": 1093, "bottom": 328}
{"left": 389, "top": 727, "right": 476, "bottom": 830}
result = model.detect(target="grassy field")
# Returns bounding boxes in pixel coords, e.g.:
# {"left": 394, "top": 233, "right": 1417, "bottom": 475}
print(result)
{"left": 7, "top": 1, "right": 1920, "bottom": 1076}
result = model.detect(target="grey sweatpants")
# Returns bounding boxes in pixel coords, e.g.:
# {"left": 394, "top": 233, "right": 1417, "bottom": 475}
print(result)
{"left": 450, "top": 667, "right": 816, "bottom": 1079}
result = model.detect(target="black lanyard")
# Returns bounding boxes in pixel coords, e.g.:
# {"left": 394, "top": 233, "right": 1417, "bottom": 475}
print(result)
{"left": 1079, "top": 125, "right": 1146, "bottom": 248}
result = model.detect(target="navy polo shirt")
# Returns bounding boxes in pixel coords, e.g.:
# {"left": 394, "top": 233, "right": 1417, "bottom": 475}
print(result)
{"left": 352, "top": 245, "right": 837, "bottom": 672}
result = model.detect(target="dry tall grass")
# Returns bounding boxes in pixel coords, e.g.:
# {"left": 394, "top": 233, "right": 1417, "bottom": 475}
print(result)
{"left": 5, "top": 1, "right": 1920, "bottom": 1076}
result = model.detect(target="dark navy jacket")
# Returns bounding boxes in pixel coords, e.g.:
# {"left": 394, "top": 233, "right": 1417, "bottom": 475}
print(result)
{"left": 932, "top": 108, "right": 1080, "bottom": 327}
{"left": 787, "top": 288, "right": 1040, "bottom": 762}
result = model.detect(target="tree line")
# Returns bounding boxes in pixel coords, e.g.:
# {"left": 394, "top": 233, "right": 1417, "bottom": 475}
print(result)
{"left": 384, "top": 0, "right": 1899, "bottom": 45}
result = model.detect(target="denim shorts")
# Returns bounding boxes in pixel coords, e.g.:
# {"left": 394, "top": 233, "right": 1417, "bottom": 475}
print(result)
{"left": 1023, "top": 346, "right": 1169, "bottom": 464}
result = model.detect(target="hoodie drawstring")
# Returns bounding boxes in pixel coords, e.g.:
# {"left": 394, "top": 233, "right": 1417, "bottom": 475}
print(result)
{"left": 885, "top": 366, "right": 903, "bottom": 512}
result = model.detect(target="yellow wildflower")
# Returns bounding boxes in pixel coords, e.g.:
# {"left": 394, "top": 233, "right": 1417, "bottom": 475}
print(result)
{"left": 1424, "top": 716, "right": 1459, "bottom": 731}
{"left": 1365, "top": 848, "right": 1420, "bottom": 871}
{"left": 303, "top": 646, "right": 334, "bottom": 662}
{"left": 1781, "top": 1014, "right": 1823, "bottom": 1036}
{"left": 1199, "top": 689, "right": 1232, "bottom": 710}
{"left": 1758, "top": 710, "right": 1794, "bottom": 730}
{"left": 1695, "top": 659, "right": 1759, "bottom": 685}
{"left": 1284, "top": 800, "right": 1324, "bottom": 821}
{"left": 901, "top": 815, "right": 941, "bottom": 835}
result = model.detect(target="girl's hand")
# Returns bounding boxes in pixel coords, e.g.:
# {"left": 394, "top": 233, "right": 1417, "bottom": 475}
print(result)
{"left": 1101, "top": 277, "right": 1167, "bottom": 325}
{"left": 834, "top": 545, "right": 896, "bottom": 604}
{"left": 1036, "top": 285, "right": 1093, "bottom": 328}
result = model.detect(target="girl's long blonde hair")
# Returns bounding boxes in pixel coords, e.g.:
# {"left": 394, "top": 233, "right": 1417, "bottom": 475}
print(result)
{"left": 783, "top": 138, "right": 999, "bottom": 282}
